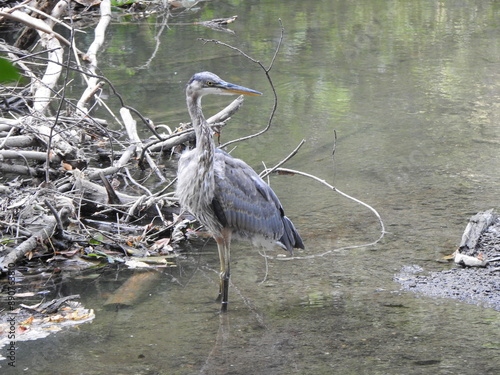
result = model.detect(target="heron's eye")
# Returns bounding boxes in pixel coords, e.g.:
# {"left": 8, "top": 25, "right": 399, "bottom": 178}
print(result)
{"left": 206, "top": 81, "right": 213, "bottom": 86}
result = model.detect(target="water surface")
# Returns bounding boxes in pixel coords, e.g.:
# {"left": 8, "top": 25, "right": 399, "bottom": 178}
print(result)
{"left": 4, "top": 0, "right": 500, "bottom": 374}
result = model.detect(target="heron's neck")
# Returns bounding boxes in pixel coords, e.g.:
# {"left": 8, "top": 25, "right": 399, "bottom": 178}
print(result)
{"left": 187, "top": 94, "right": 215, "bottom": 167}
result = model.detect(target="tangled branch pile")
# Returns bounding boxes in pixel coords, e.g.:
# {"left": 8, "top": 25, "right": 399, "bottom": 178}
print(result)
{"left": 0, "top": 0, "right": 233, "bottom": 274}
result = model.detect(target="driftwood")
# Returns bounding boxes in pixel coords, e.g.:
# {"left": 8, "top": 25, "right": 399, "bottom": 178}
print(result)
{"left": 0, "top": 1, "right": 190, "bottom": 274}
{"left": 76, "top": 0, "right": 111, "bottom": 114}
{"left": 85, "top": 145, "right": 137, "bottom": 181}
{"left": 0, "top": 0, "right": 310, "bottom": 284}
{"left": 21, "top": 294, "right": 81, "bottom": 314}
{"left": 0, "top": 205, "right": 73, "bottom": 272}
{"left": 458, "top": 209, "right": 496, "bottom": 252}
{"left": 0, "top": 8, "right": 74, "bottom": 49}
{"left": 454, "top": 209, "right": 498, "bottom": 267}
{"left": 146, "top": 95, "right": 246, "bottom": 153}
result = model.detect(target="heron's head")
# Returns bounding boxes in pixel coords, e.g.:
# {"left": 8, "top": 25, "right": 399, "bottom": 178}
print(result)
{"left": 187, "top": 72, "right": 262, "bottom": 98}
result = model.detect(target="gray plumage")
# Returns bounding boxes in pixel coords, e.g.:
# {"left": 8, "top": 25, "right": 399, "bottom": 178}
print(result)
{"left": 176, "top": 72, "right": 304, "bottom": 311}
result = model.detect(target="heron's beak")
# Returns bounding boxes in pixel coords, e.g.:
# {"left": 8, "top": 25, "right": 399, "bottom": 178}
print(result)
{"left": 221, "top": 81, "right": 262, "bottom": 96}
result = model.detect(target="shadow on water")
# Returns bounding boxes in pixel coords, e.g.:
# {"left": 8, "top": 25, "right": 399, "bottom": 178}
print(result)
{"left": 3, "top": 0, "right": 500, "bottom": 373}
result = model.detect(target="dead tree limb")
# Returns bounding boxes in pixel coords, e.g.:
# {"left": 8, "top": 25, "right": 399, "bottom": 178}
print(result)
{"left": 86, "top": 145, "right": 137, "bottom": 180}
{"left": 121, "top": 107, "right": 166, "bottom": 182}
{"left": 145, "top": 95, "right": 246, "bottom": 154}
{"left": 458, "top": 209, "right": 496, "bottom": 252}
{"left": 0, "top": 134, "right": 38, "bottom": 148}
{"left": 76, "top": 0, "right": 111, "bottom": 115}
{"left": 0, "top": 162, "right": 37, "bottom": 176}
{"left": 0, "top": 206, "right": 72, "bottom": 272}
{"left": 30, "top": 0, "right": 68, "bottom": 115}
{"left": 0, "top": 150, "right": 60, "bottom": 163}
{"left": 73, "top": 172, "right": 139, "bottom": 206}
{"left": 0, "top": 8, "right": 73, "bottom": 49}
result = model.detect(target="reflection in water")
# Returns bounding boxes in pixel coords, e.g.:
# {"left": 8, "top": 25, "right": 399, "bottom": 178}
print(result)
{"left": 3, "top": 0, "right": 500, "bottom": 373}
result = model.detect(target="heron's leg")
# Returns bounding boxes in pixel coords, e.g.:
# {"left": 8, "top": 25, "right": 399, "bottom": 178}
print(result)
{"left": 215, "top": 239, "right": 225, "bottom": 302}
{"left": 215, "top": 229, "right": 232, "bottom": 312}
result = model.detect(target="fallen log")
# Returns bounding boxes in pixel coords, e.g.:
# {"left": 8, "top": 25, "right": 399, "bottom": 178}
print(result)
{"left": 454, "top": 209, "right": 497, "bottom": 267}
{"left": 458, "top": 209, "right": 496, "bottom": 252}
{"left": 0, "top": 162, "right": 38, "bottom": 176}
{"left": 0, "top": 134, "right": 38, "bottom": 148}
{"left": 0, "top": 150, "right": 61, "bottom": 164}
{"left": 72, "top": 171, "right": 177, "bottom": 221}
{"left": 0, "top": 205, "right": 73, "bottom": 273}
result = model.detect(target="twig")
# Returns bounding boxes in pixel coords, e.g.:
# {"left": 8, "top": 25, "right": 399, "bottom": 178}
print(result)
{"left": 259, "top": 139, "right": 306, "bottom": 179}
{"left": 199, "top": 19, "right": 285, "bottom": 149}
{"left": 153, "top": 178, "right": 177, "bottom": 197}
{"left": 124, "top": 167, "right": 153, "bottom": 196}
{"left": 100, "top": 172, "right": 122, "bottom": 205}
{"left": 331, "top": 130, "right": 337, "bottom": 157}
{"left": 44, "top": 199, "right": 64, "bottom": 233}
{"left": 259, "top": 167, "right": 386, "bottom": 261}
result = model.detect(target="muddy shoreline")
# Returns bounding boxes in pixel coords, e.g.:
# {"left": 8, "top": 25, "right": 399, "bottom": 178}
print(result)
{"left": 396, "top": 211, "right": 500, "bottom": 311}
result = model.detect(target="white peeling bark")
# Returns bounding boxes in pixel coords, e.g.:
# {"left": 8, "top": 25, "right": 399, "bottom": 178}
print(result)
{"left": 76, "top": 0, "right": 111, "bottom": 114}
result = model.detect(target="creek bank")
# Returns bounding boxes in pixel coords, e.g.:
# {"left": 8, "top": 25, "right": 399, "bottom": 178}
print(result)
{"left": 396, "top": 209, "right": 500, "bottom": 311}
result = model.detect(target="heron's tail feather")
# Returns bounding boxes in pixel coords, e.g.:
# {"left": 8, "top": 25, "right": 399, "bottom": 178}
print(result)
{"left": 278, "top": 216, "right": 304, "bottom": 255}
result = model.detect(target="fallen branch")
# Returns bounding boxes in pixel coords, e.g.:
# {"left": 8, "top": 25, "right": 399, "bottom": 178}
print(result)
{"left": 120, "top": 107, "right": 166, "bottom": 182}
{"left": 85, "top": 145, "right": 137, "bottom": 180}
{"left": 144, "top": 95, "right": 246, "bottom": 155}
{"left": 76, "top": 0, "right": 111, "bottom": 114}
{"left": 0, "top": 206, "right": 73, "bottom": 272}
{"left": 0, "top": 162, "right": 37, "bottom": 176}
{"left": 0, "top": 8, "right": 74, "bottom": 49}
{"left": 259, "top": 167, "right": 386, "bottom": 261}
{"left": 0, "top": 150, "right": 60, "bottom": 163}
{"left": 259, "top": 139, "right": 306, "bottom": 179}
{"left": 30, "top": 0, "right": 68, "bottom": 115}
{"left": 0, "top": 134, "right": 38, "bottom": 148}
{"left": 73, "top": 172, "right": 140, "bottom": 206}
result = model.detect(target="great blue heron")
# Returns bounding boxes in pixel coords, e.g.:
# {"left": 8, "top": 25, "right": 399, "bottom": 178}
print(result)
{"left": 176, "top": 72, "right": 304, "bottom": 311}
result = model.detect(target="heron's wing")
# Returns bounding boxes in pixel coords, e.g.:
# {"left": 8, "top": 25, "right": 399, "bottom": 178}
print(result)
{"left": 212, "top": 150, "right": 286, "bottom": 242}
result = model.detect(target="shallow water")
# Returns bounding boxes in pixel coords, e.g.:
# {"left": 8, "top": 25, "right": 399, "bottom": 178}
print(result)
{"left": 3, "top": 0, "right": 500, "bottom": 373}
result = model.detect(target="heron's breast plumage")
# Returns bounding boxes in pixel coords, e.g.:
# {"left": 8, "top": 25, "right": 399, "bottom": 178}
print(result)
{"left": 177, "top": 148, "right": 221, "bottom": 234}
